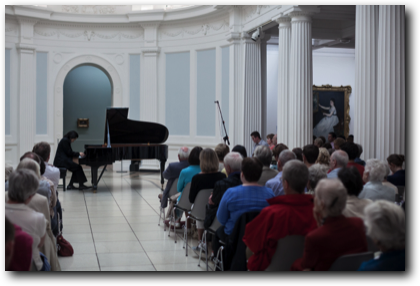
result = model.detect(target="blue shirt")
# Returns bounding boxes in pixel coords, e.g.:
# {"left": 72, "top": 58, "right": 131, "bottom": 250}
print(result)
{"left": 265, "top": 171, "right": 284, "bottom": 196}
{"left": 217, "top": 185, "right": 275, "bottom": 235}
{"left": 177, "top": 165, "right": 201, "bottom": 202}
{"left": 358, "top": 181, "right": 395, "bottom": 203}
{"left": 252, "top": 139, "right": 270, "bottom": 155}
{"left": 358, "top": 249, "right": 405, "bottom": 271}
{"left": 327, "top": 168, "right": 342, "bottom": 179}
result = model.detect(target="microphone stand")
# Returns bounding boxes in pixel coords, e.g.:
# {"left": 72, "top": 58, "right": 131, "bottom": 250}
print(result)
{"left": 215, "top": 100, "right": 230, "bottom": 146}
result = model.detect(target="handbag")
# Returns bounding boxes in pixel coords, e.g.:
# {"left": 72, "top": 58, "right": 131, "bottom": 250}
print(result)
{"left": 57, "top": 234, "right": 74, "bottom": 257}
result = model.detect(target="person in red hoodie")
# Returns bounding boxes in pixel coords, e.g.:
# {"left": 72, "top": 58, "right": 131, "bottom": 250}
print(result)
{"left": 291, "top": 179, "right": 368, "bottom": 271}
{"left": 242, "top": 160, "right": 317, "bottom": 271}
{"left": 340, "top": 142, "right": 365, "bottom": 179}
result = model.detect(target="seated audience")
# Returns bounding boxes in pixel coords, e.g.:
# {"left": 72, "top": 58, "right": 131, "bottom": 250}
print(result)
{"left": 315, "top": 147, "right": 330, "bottom": 172}
{"left": 265, "top": 150, "right": 297, "bottom": 196}
{"left": 32, "top": 142, "right": 60, "bottom": 196}
{"left": 5, "top": 163, "right": 13, "bottom": 182}
{"left": 382, "top": 162, "right": 398, "bottom": 194}
{"left": 215, "top": 143, "right": 230, "bottom": 175}
{"left": 159, "top": 147, "right": 190, "bottom": 209}
{"left": 6, "top": 217, "right": 15, "bottom": 271}
{"left": 338, "top": 167, "right": 372, "bottom": 219}
{"left": 307, "top": 164, "right": 327, "bottom": 194}
{"left": 272, "top": 134, "right": 278, "bottom": 146}
{"left": 347, "top": 134, "right": 354, "bottom": 143}
{"left": 232, "top": 145, "right": 247, "bottom": 159}
{"left": 292, "top": 148, "right": 303, "bottom": 161}
{"left": 319, "top": 136, "right": 326, "bottom": 145}
{"left": 314, "top": 137, "right": 323, "bottom": 148}
{"left": 328, "top": 132, "right": 337, "bottom": 149}
{"left": 243, "top": 160, "right": 317, "bottom": 271}
{"left": 292, "top": 179, "right": 367, "bottom": 271}
{"left": 354, "top": 144, "right": 366, "bottom": 166}
{"left": 250, "top": 131, "right": 269, "bottom": 156}
{"left": 266, "top": 133, "right": 275, "bottom": 150}
{"left": 358, "top": 200, "right": 405, "bottom": 271}
{"left": 340, "top": 142, "right": 365, "bottom": 178}
{"left": 6, "top": 169, "right": 47, "bottom": 271}
{"left": 272, "top": 143, "right": 289, "bottom": 162}
{"left": 327, "top": 150, "right": 349, "bottom": 178}
{"left": 213, "top": 158, "right": 275, "bottom": 258}
{"left": 338, "top": 135, "right": 346, "bottom": 140}
{"left": 205, "top": 152, "right": 243, "bottom": 228}
{"left": 302, "top": 145, "right": 320, "bottom": 168}
{"left": 359, "top": 159, "right": 395, "bottom": 202}
{"left": 189, "top": 148, "right": 226, "bottom": 252}
{"left": 334, "top": 137, "right": 346, "bottom": 150}
{"left": 386, "top": 154, "right": 405, "bottom": 187}
{"left": 254, "top": 146, "right": 278, "bottom": 185}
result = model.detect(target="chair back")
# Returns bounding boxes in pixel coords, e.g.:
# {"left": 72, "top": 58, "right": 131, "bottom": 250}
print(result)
{"left": 397, "top": 186, "right": 405, "bottom": 197}
{"left": 265, "top": 235, "right": 306, "bottom": 271}
{"left": 167, "top": 178, "right": 179, "bottom": 198}
{"left": 366, "top": 236, "right": 380, "bottom": 253}
{"left": 176, "top": 183, "right": 192, "bottom": 211}
{"left": 208, "top": 216, "right": 222, "bottom": 233}
{"left": 190, "top": 189, "right": 213, "bottom": 221}
{"left": 329, "top": 252, "right": 374, "bottom": 271}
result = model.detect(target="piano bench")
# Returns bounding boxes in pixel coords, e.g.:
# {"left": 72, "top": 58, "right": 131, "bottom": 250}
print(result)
{"left": 58, "top": 167, "right": 67, "bottom": 191}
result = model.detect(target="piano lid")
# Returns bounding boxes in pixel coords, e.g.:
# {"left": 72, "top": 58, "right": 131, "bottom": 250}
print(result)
{"left": 104, "top": 107, "right": 169, "bottom": 145}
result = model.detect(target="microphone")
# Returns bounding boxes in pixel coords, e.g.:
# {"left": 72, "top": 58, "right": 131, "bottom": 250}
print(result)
{"left": 214, "top": 100, "right": 219, "bottom": 103}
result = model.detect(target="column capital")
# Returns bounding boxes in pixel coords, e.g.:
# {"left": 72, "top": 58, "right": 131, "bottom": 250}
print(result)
{"left": 140, "top": 47, "right": 160, "bottom": 56}
{"left": 226, "top": 32, "right": 242, "bottom": 43}
{"left": 283, "top": 5, "right": 319, "bottom": 22}
{"left": 272, "top": 15, "right": 291, "bottom": 29}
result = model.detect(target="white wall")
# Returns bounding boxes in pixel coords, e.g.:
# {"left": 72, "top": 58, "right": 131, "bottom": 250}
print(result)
{"left": 266, "top": 44, "right": 278, "bottom": 135}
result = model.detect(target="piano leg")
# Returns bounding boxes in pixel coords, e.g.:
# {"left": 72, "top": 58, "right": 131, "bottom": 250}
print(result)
{"left": 91, "top": 167, "right": 98, "bottom": 193}
{"left": 160, "top": 159, "right": 166, "bottom": 190}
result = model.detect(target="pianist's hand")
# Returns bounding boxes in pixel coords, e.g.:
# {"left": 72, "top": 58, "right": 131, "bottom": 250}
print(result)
{"left": 79, "top": 152, "right": 85, "bottom": 158}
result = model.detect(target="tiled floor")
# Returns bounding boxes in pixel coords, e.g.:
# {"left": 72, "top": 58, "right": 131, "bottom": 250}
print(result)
{"left": 57, "top": 170, "right": 210, "bottom": 271}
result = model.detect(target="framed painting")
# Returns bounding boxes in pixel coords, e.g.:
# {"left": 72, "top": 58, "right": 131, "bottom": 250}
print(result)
{"left": 312, "top": 85, "right": 351, "bottom": 139}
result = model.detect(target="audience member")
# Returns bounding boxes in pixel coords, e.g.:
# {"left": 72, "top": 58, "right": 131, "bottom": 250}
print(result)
{"left": 307, "top": 164, "right": 327, "bottom": 194}
{"left": 250, "top": 131, "right": 269, "bottom": 156}
{"left": 215, "top": 143, "right": 230, "bottom": 174}
{"left": 382, "top": 162, "right": 398, "bottom": 194}
{"left": 32, "top": 142, "right": 60, "bottom": 195}
{"left": 338, "top": 135, "right": 346, "bottom": 140}
{"left": 315, "top": 147, "right": 331, "bottom": 172}
{"left": 265, "top": 150, "right": 297, "bottom": 196}
{"left": 214, "top": 158, "right": 275, "bottom": 258}
{"left": 292, "top": 179, "right": 367, "bottom": 271}
{"left": 386, "top": 154, "right": 405, "bottom": 187}
{"left": 327, "top": 150, "right": 349, "bottom": 178}
{"left": 7, "top": 223, "right": 33, "bottom": 271}
{"left": 5, "top": 163, "right": 13, "bottom": 182}
{"left": 328, "top": 132, "right": 337, "bottom": 149}
{"left": 5, "top": 217, "right": 15, "bottom": 271}
{"left": 6, "top": 169, "right": 47, "bottom": 271}
{"left": 302, "top": 145, "right": 320, "bottom": 168}
{"left": 189, "top": 148, "right": 225, "bottom": 253}
{"left": 314, "top": 137, "right": 323, "bottom": 148}
{"left": 232, "top": 145, "right": 247, "bottom": 159}
{"left": 254, "top": 146, "right": 278, "bottom": 185}
{"left": 358, "top": 201, "right": 405, "bottom": 271}
{"left": 205, "top": 152, "right": 243, "bottom": 228}
{"left": 266, "top": 133, "right": 275, "bottom": 150}
{"left": 334, "top": 137, "right": 346, "bottom": 150}
{"left": 354, "top": 144, "right": 366, "bottom": 166}
{"left": 292, "top": 148, "right": 303, "bottom": 161}
{"left": 347, "top": 134, "right": 354, "bottom": 143}
{"left": 244, "top": 160, "right": 317, "bottom": 271}
{"left": 340, "top": 142, "right": 365, "bottom": 178}
{"left": 319, "top": 136, "right": 326, "bottom": 145}
{"left": 338, "top": 167, "right": 372, "bottom": 219}
{"left": 359, "top": 159, "right": 395, "bottom": 202}
{"left": 272, "top": 143, "right": 289, "bottom": 162}
{"left": 272, "top": 134, "right": 278, "bottom": 146}
{"left": 159, "top": 147, "right": 190, "bottom": 209}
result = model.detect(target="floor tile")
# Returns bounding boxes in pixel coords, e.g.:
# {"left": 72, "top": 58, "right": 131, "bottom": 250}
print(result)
{"left": 146, "top": 249, "right": 199, "bottom": 265}
{"left": 101, "top": 265, "right": 156, "bottom": 271}
{"left": 94, "top": 241, "right": 144, "bottom": 254}
{"left": 89, "top": 216, "right": 128, "bottom": 225}
{"left": 93, "top": 231, "right": 138, "bottom": 242}
{"left": 153, "top": 263, "right": 206, "bottom": 271}
{"left": 63, "top": 224, "right": 92, "bottom": 234}
{"left": 57, "top": 254, "right": 99, "bottom": 269}
{"left": 62, "top": 266, "right": 100, "bottom": 272}
{"left": 140, "top": 239, "right": 186, "bottom": 252}
{"left": 64, "top": 212, "right": 89, "bottom": 218}
{"left": 88, "top": 211, "right": 124, "bottom": 218}
{"left": 91, "top": 223, "right": 132, "bottom": 233}
{"left": 70, "top": 241, "right": 96, "bottom": 254}
{"left": 97, "top": 252, "right": 152, "bottom": 267}
{"left": 63, "top": 217, "right": 90, "bottom": 225}
{"left": 61, "top": 233, "right": 94, "bottom": 243}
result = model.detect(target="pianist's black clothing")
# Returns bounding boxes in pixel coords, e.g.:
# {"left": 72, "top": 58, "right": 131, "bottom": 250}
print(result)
{"left": 53, "top": 137, "right": 87, "bottom": 185}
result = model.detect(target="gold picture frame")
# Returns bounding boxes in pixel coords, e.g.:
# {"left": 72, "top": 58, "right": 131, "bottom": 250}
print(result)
{"left": 312, "top": 85, "right": 351, "bottom": 139}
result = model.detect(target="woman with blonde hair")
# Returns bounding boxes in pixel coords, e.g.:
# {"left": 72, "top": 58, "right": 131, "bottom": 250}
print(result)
{"left": 315, "top": 147, "right": 330, "bottom": 172}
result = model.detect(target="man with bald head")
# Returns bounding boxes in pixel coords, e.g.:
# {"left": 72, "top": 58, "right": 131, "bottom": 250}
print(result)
{"left": 327, "top": 150, "right": 349, "bottom": 179}
{"left": 159, "top": 146, "right": 190, "bottom": 209}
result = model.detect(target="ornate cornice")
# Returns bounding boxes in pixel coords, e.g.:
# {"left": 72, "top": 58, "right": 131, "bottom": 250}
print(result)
{"left": 140, "top": 47, "right": 160, "bottom": 55}
{"left": 226, "top": 31, "right": 241, "bottom": 42}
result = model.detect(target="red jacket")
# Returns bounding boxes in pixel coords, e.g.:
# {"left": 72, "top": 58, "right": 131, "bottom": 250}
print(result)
{"left": 347, "top": 162, "right": 365, "bottom": 181}
{"left": 291, "top": 215, "right": 367, "bottom": 271}
{"left": 242, "top": 194, "right": 317, "bottom": 271}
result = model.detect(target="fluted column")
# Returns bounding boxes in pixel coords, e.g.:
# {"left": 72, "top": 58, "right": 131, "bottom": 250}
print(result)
{"left": 242, "top": 32, "right": 262, "bottom": 156}
{"left": 376, "top": 5, "right": 405, "bottom": 159}
{"left": 354, "top": 5, "right": 378, "bottom": 160}
{"left": 288, "top": 12, "right": 313, "bottom": 149}
{"left": 140, "top": 48, "right": 160, "bottom": 122}
{"left": 274, "top": 16, "right": 291, "bottom": 146}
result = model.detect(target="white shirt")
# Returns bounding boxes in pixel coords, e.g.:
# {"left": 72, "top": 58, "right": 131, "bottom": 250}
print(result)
{"left": 6, "top": 203, "right": 47, "bottom": 270}
{"left": 44, "top": 164, "right": 60, "bottom": 193}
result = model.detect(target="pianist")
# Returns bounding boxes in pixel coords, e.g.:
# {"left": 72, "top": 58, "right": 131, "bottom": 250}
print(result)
{"left": 53, "top": 131, "right": 90, "bottom": 190}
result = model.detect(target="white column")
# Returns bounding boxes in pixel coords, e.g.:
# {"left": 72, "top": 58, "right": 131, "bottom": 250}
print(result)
{"left": 140, "top": 48, "right": 160, "bottom": 122}
{"left": 376, "top": 5, "right": 405, "bottom": 159}
{"left": 288, "top": 12, "right": 313, "bottom": 149}
{"left": 260, "top": 36, "right": 269, "bottom": 139}
{"left": 354, "top": 5, "right": 378, "bottom": 160}
{"left": 242, "top": 33, "right": 262, "bottom": 156}
{"left": 274, "top": 16, "right": 291, "bottom": 146}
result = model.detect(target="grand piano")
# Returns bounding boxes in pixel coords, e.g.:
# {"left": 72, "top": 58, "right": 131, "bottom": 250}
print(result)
{"left": 79, "top": 108, "right": 169, "bottom": 192}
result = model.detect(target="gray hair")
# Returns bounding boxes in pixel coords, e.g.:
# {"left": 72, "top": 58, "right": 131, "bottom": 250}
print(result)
{"left": 278, "top": 150, "right": 297, "bottom": 167}
{"left": 314, "top": 138, "right": 323, "bottom": 147}
{"left": 308, "top": 164, "right": 328, "bottom": 191}
{"left": 8, "top": 169, "right": 40, "bottom": 203}
{"left": 364, "top": 200, "right": 405, "bottom": 250}
{"left": 281, "top": 160, "right": 309, "bottom": 194}
{"left": 178, "top": 146, "right": 190, "bottom": 160}
{"left": 365, "top": 159, "right": 386, "bottom": 182}
{"left": 5, "top": 163, "right": 13, "bottom": 182}
{"left": 315, "top": 179, "right": 347, "bottom": 217}
{"left": 331, "top": 150, "right": 349, "bottom": 168}
{"left": 254, "top": 145, "right": 272, "bottom": 167}
{"left": 382, "top": 161, "right": 391, "bottom": 179}
{"left": 17, "top": 158, "right": 41, "bottom": 179}
{"left": 223, "top": 152, "right": 243, "bottom": 172}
